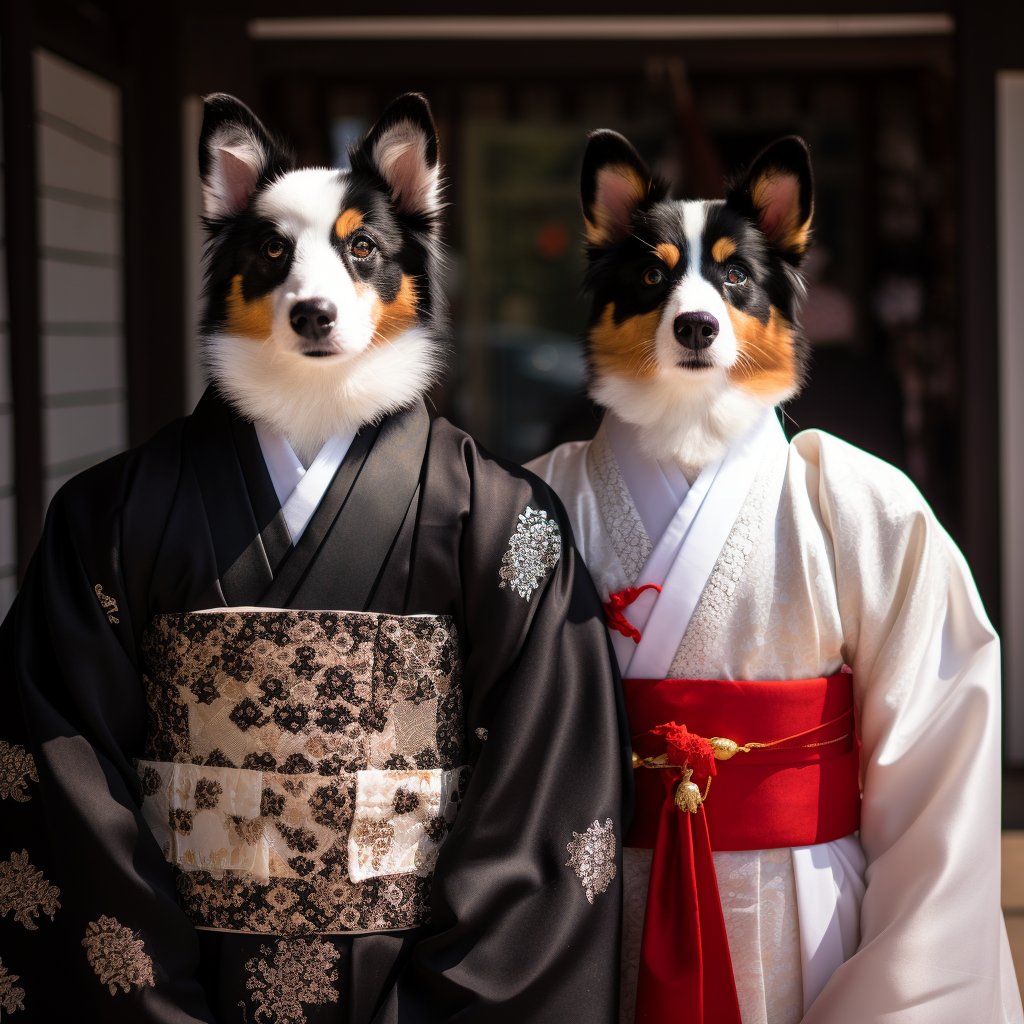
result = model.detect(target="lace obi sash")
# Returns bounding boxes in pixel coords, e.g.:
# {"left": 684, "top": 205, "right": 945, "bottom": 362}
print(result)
{"left": 137, "top": 609, "right": 466, "bottom": 935}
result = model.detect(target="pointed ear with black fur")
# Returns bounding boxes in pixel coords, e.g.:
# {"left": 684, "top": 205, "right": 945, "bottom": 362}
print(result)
{"left": 352, "top": 93, "right": 441, "bottom": 218}
{"left": 728, "top": 136, "right": 814, "bottom": 264}
{"left": 199, "top": 94, "right": 292, "bottom": 220}
{"left": 581, "top": 130, "right": 656, "bottom": 247}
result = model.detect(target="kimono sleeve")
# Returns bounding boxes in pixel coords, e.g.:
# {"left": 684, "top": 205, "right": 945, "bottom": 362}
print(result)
{"left": 0, "top": 474, "right": 215, "bottom": 1023}
{"left": 375, "top": 444, "right": 630, "bottom": 1022}
{"left": 798, "top": 436, "right": 1022, "bottom": 1024}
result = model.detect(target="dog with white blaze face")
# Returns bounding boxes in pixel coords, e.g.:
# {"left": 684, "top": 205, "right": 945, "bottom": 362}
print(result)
{"left": 578, "top": 130, "right": 812, "bottom": 479}
{"left": 0, "top": 92, "right": 630, "bottom": 1023}
{"left": 527, "top": 130, "right": 1019, "bottom": 1024}
{"left": 199, "top": 92, "right": 445, "bottom": 465}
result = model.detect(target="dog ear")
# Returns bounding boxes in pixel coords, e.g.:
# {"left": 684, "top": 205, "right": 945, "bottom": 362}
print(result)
{"left": 582, "top": 130, "right": 655, "bottom": 247}
{"left": 728, "top": 136, "right": 814, "bottom": 263}
{"left": 353, "top": 93, "right": 441, "bottom": 218}
{"left": 199, "top": 94, "right": 291, "bottom": 220}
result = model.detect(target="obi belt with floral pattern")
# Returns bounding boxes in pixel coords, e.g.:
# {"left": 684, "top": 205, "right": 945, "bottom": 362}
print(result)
{"left": 136, "top": 609, "right": 467, "bottom": 936}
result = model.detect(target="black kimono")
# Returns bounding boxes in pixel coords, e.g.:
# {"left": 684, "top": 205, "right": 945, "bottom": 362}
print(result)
{"left": 0, "top": 390, "right": 627, "bottom": 1023}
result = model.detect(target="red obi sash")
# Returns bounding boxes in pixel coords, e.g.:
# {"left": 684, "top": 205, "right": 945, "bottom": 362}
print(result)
{"left": 624, "top": 673, "right": 861, "bottom": 1024}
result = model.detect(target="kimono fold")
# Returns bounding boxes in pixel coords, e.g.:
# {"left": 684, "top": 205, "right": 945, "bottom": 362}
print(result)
{"left": 0, "top": 389, "right": 629, "bottom": 1024}
{"left": 529, "top": 411, "right": 1022, "bottom": 1024}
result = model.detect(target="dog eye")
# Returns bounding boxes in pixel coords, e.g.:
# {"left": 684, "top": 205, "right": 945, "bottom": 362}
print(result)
{"left": 725, "top": 265, "right": 748, "bottom": 286}
{"left": 261, "top": 237, "right": 288, "bottom": 260}
{"left": 642, "top": 267, "right": 665, "bottom": 286}
{"left": 350, "top": 236, "right": 377, "bottom": 260}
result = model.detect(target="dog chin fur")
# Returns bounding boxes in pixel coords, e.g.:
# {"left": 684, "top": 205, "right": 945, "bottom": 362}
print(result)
{"left": 205, "top": 327, "right": 442, "bottom": 465}
{"left": 591, "top": 370, "right": 784, "bottom": 478}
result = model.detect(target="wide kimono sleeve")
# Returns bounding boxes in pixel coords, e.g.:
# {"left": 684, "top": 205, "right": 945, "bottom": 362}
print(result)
{"left": 375, "top": 430, "right": 630, "bottom": 1022}
{"left": 0, "top": 455, "right": 216, "bottom": 1022}
{"left": 795, "top": 433, "right": 1022, "bottom": 1024}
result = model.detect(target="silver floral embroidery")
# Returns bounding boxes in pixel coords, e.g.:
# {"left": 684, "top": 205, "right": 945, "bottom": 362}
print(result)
{"left": 498, "top": 506, "right": 561, "bottom": 600}
{"left": 587, "top": 435, "right": 652, "bottom": 588}
{"left": 94, "top": 584, "right": 120, "bottom": 624}
{"left": 0, "top": 850, "right": 61, "bottom": 930}
{"left": 81, "top": 916, "right": 156, "bottom": 995}
{"left": 565, "top": 818, "right": 617, "bottom": 904}
{"left": 0, "top": 741, "right": 38, "bottom": 802}
{"left": 474, "top": 727, "right": 488, "bottom": 742}
{"left": 0, "top": 958, "right": 26, "bottom": 1016}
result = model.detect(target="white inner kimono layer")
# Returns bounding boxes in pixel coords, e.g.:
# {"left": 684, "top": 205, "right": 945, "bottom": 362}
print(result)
{"left": 528, "top": 412, "right": 1022, "bottom": 1024}
{"left": 254, "top": 421, "right": 355, "bottom": 542}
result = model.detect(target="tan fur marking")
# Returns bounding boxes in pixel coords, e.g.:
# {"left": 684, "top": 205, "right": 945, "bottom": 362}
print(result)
{"left": 585, "top": 164, "right": 648, "bottom": 246}
{"left": 588, "top": 304, "right": 661, "bottom": 381}
{"left": 372, "top": 274, "right": 419, "bottom": 345}
{"left": 655, "top": 243, "right": 680, "bottom": 269}
{"left": 726, "top": 305, "right": 799, "bottom": 398}
{"left": 225, "top": 274, "right": 274, "bottom": 340}
{"left": 335, "top": 208, "right": 365, "bottom": 239}
{"left": 751, "top": 171, "right": 812, "bottom": 255}
{"left": 711, "top": 237, "right": 737, "bottom": 263}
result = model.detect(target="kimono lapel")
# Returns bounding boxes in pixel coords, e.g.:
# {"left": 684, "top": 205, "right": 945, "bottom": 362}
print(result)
{"left": 613, "top": 411, "right": 788, "bottom": 680}
{"left": 186, "top": 388, "right": 291, "bottom": 606}
{"left": 586, "top": 425, "right": 653, "bottom": 589}
{"left": 278, "top": 432, "right": 355, "bottom": 543}
{"left": 261, "top": 400, "right": 431, "bottom": 611}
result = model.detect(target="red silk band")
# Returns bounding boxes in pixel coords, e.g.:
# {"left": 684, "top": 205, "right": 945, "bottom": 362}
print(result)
{"left": 623, "top": 673, "right": 861, "bottom": 1024}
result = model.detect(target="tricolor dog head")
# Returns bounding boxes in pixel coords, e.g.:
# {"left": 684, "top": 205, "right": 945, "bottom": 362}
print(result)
{"left": 199, "top": 92, "right": 445, "bottom": 462}
{"left": 581, "top": 130, "right": 813, "bottom": 473}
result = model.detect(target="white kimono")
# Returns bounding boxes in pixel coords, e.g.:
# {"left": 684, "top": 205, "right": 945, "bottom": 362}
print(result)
{"left": 528, "top": 411, "right": 1022, "bottom": 1024}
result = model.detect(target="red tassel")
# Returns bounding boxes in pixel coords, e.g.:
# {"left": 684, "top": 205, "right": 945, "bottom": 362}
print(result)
{"left": 603, "top": 584, "right": 662, "bottom": 643}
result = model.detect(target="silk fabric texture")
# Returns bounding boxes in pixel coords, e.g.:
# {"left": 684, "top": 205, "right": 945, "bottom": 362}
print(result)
{"left": 0, "top": 390, "right": 629, "bottom": 1024}
{"left": 529, "top": 411, "right": 1022, "bottom": 1024}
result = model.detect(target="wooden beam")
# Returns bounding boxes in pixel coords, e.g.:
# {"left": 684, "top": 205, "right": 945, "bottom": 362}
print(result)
{"left": 956, "top": 0, "right": 1024, "bottom": 630}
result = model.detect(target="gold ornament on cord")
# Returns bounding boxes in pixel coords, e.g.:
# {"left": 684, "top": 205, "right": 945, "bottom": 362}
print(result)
{"left": 709, "top": 737, "right": 739, "bottom": 761}
{"left": 674, "top": 767, "right": 704, "bottom": 813}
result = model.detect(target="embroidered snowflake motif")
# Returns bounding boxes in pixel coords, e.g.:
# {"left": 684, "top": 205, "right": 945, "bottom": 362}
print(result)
{"left": 565, "top": 818, "right": 617, "bottom": 904}
{"left": 244, "top": 938, "right": 339, "bottom": 1023}
{"left": 0, "top": 958, "right": 26, "bottom": 1016}
{"left": 81, "top": 916, "right": 156, "bottom": 995}
{"left": 0, "top": 741, "right": 38, "bottom": 803}
{"left": 0, "top": 850, "right": 61, "bottom": 930}
{"left": 498, "top": 506, "right": 561, "bottom": 600}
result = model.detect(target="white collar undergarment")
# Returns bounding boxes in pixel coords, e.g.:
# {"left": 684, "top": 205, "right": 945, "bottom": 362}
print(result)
{"left": 253, "top": 422, "right": 355, "bottom": 544}
{"left": 603, "top": 413, "right": 692, "bottom": 545}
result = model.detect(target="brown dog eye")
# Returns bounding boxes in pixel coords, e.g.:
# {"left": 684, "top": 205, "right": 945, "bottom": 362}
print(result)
{"left": 350, "top": 236, "right": 376, "bottom": 260}
{"left": 725, "top": 265, "right": 748, "bottom": 286}
{"left": 643, "top": 267, "right": 665, "bottom": 286}
{"left": 261, "top": 237, "right": 287, "bottom": 260}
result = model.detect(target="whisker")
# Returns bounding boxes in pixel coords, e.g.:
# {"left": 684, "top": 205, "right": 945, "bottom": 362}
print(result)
{"left": 629, "top": 233, "right": 658, "bottom": 252}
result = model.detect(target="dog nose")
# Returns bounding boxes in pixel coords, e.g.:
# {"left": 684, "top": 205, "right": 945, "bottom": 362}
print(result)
{"left": 289, "top": 299, "right": 337, "bottom": 341}
{"left": 674, "top": 312, "right": 720, "bottom": 350}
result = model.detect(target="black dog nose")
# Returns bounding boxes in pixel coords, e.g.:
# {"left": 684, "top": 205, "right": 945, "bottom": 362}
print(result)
{"left": 674, "top": 312, "right": 720, "bottom": 350}
{"left": 289, "top": 299, "right": 337, "bottom": 341}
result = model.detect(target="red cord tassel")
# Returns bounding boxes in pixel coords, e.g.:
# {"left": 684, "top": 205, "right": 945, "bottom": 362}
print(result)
{"left": 603, "top": 584, "right": 662, "bottom": 643}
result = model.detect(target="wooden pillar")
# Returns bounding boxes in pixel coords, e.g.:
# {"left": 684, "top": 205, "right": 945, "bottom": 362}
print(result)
{"left": 122, "top": 8, "right": 188, "bottom": 443}
{"left": 1, "top": 1, "right": 45, "bottom": 579}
